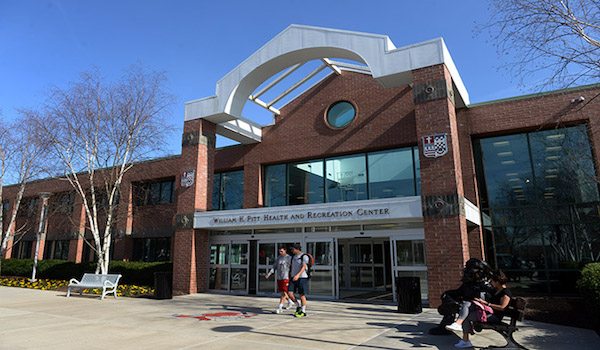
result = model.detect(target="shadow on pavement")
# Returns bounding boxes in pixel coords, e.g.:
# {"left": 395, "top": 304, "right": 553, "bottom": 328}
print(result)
{"left": 366, "top": 321, "right": 458, "bottom": 349}
{"left": 211, "top": 325, "right": 409, "bottom": 350}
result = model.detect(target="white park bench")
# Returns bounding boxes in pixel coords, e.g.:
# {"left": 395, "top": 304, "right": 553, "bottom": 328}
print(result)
{"left": 67, "top": 273, "right": 122, "bottom": 300}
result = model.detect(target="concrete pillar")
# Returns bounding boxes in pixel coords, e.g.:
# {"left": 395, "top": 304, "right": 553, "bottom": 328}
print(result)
{"left": 413, "top": 64, "right": 471, "bottom": 306}
{"left": 173, "top": 119, "right": 216, "bottom": 295}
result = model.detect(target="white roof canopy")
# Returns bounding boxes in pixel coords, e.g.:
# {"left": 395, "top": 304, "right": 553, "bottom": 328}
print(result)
{"left": 185, "top": 25, "right": 470, "bottom": 144}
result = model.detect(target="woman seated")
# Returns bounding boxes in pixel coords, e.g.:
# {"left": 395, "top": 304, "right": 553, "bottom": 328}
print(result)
{"left": 446, "top": 270, "right": 512, "bottom": 348}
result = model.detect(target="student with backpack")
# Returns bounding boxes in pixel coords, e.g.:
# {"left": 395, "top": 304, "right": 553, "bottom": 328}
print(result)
{"left": 287, "top": 243, "right": 312, "bottom": 318}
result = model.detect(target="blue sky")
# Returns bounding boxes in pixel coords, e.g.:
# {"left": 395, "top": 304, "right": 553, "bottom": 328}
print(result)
{"left": 1, "top": 0, "right": 530, "bottom": 154}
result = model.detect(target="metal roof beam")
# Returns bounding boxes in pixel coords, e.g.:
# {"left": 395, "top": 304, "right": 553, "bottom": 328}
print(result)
{"left": 321, "top": 58, "right": 342, "bottom": 75}
{"left": 267, "top": 63, "right": 328, "bottom": 107}
{"left": 249, "top": 97, "right": 281, "bottom": 115}
{"left": 251, "top": 63, "right": 304, "bottom": 100}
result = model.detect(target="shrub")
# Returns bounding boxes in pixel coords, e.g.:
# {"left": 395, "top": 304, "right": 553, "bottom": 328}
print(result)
{"left": 577, "top": 262, "right": 600, "bottom": 310}
{"left": 0, "top": 259, "right": 171, "bottom": 287}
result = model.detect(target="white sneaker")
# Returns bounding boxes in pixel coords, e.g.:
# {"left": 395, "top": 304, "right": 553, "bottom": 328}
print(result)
{"left": 274, "top": 308, "right": 282, "bottom": 314}
{"left": 454, "top": 340, "right": 473, "bottom": 348}
{"left": 445, "top": 322, "right": 463, "bottom": 332}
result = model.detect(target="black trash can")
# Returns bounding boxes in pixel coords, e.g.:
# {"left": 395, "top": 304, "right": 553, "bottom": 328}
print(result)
{"left": 154, "top": 272, "right": 173, "bottom": 299}
{"left": 396, "top": 276, "right": 422, "bottom": 314}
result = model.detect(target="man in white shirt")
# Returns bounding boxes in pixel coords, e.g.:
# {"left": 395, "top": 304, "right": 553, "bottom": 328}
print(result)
{"left": 265, "top": 246, "right": 294, "bottom": 313}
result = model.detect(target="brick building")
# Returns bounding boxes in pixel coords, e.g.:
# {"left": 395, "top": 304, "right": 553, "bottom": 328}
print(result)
{"left": 3, "top": 26, "right": 599, "bottom": 305}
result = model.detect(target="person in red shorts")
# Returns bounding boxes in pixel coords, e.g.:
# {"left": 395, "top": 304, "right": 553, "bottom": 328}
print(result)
{"left": 265, "top": 246, "right": 294, "bottom": 313}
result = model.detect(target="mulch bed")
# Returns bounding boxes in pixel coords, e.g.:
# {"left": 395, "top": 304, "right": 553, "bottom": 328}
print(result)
{"left": 524, "top": 296, "right": 600, "bottom": 334}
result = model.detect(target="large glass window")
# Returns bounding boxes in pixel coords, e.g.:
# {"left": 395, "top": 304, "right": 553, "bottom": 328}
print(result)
{"left": 475, "top": 125, "right": 600, "bottom": 295}
{"left": 326, "top": 155, "right": 367, "bottom": 202}
{"left": 368, "top": 148, "right": 416, "bottom": 199}
{"left": 288, "top": 160, "right": 325, "bottom": 205}
{"left": 43, "top": 240, "right": 70, "bottom": 260}
{"left": 132, "top": 238, "right": 171, "bottom": 262}
{"left": 264, "top": 146, "right": 421, "bottom": 206}
{"left": 212, "top": 170, "right": 244, "bottom": 210}
{"left": 133, "top": 179, "right": 175, "bottom": 206}
{"left": 264, "top": 164, "right": 286, "bottom": 207}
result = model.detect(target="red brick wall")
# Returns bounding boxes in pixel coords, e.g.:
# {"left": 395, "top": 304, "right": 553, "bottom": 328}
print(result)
{"left": 173, "top": 119, "right": 215, "bottom": 295}
{"left": 413, "top": 64, "right": 471, "bottom": 306}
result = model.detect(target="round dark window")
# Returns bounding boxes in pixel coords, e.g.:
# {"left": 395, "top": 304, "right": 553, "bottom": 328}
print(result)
{"left": 325, "top": 101, "right": 356, "bottom": 129}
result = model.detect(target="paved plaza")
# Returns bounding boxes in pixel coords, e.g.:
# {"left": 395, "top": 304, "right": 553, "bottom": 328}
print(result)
{"left": 0, "top": 287, "right": 598, "bottom": 349}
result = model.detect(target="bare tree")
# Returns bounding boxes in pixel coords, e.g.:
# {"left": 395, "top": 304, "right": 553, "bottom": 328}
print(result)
{"left": 486, "top": 0, "right": 600, "bottom": 89}
{"left": 0, "top": 115, "right": 48, "bottom": 275}
{"left": 34, "top": 66, "right": 173, "bottom": 274}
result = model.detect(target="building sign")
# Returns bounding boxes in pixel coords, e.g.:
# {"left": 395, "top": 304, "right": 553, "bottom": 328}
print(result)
{"left": 422, "top": 133, "right": 448, "bottom": 158}
{"left": 194, "top": 197, "right": 423, "bottom": 229}
{"left": 181, "top": 170, "right": 195, "bottom": 187}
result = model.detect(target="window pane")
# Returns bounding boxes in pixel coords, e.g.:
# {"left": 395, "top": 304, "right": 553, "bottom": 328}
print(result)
{"left": 414, "top": 147, "right": 421, "bottom": 196}
{"left": 326, "top": 155, "right": 367, "bottom": 202}
{"left": 230, "top": 243, "right": 248, "bottom": 265}
{"left": 230, "top": 268, "right": 247, "bottom": 291}
{"left": 258, "top": 243, "right": 276, "bottom": 265}
{"left": 258, "top": 268, "right": 275, "bottom": 294}
{"left": 373, "top": 243, "right": 384, "bottom": 264}
{"left": 528, "top": 126, "right": 599, "bottom": 204}
{"left": 368, "top": 148, "right": 415, "bottom": 199}
{"left": 212, "top": 174, "right": 221, "bottom": 210}
{"left": 209, "top": 267, "right": 228, "bottom": 290}
{"left": 265, "top": 164, "right": 286, "bottom": 207}
{"left": 396, "top": 241, "right": 412, "bottom": 265}
{"left": 222, "top": 170, "right": 244, "bottom": 210}
{"left": 210, "top": 244, "right": 228, "bottom": 265}
{"left": 478, "top": 134, "right": 534, "bottom": 207}
{"left": 160, "top": 181, "right": 173, "bottom": 203}
{"left": 307, "top": 241, "right": 331, "bottom": 265}
{"left": 149, "top": 183, "right": 161, "bottom": 205}
{"left": 288, "top": 160, "right": 324, "bottom": 205}
{"left": 396, "top": 240, "right": 425, "bottom": 266}
{"left": 309, "top": 270, "right": 333, "bottom": 295}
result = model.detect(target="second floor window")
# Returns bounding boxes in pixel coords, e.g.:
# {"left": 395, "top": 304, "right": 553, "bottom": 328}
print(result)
{"left": 212, "top": 170, "right": 244, "bottom": 210}
{"left": 264, "top": 146, "right": 421, "bottom": 207}
{"left": 133, "top": 179, "right": 174, "bottom": 206}
{"left": 17, "top": 197, "right": 39, "bottom": 218}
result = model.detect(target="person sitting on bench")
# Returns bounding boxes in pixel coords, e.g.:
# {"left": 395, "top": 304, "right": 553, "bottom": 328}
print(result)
{"left": 447, "top": 270, "right": 513, "bottom": 349}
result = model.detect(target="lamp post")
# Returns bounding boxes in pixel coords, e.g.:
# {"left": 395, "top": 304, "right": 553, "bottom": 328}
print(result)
{"left": 30, "top": 192, "right": 51, "bottom": 282}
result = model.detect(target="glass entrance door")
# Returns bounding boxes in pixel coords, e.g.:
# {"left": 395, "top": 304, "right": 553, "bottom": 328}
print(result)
{"left": 390, "top": 238, "right": 428, "bottom": 301}
{"left": 338, "top": 238, "right": 389, "bottom": 299}
{"left": 209, "top": 240, "right": 249, "bottom": 293}
{"left": 306, "top": 238, "right": 336, "bottom": 298}
{"left": 256, "top": 240, "right": 295, "bottom": 295}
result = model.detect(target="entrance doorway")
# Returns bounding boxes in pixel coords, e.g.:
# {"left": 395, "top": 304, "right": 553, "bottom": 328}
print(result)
{"left": 337, "top": 238, "right": 393, "bottom": 300}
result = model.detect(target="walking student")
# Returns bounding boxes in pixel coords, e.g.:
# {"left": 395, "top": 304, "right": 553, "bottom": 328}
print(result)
{"left": 287, "top": 243, "right": 310, "bottom": 318}
{"left": 265, "top": 246, "right": 294, "bottom": 313}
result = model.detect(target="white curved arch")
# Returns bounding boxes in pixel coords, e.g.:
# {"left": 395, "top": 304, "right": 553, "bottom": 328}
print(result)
{"left": 185, "top": 25, "right": 470, "bottom": 143}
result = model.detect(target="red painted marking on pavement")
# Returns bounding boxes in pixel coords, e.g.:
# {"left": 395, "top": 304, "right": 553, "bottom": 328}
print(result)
{"left": 174, "top": 311, "right": 257, "bottom": 321}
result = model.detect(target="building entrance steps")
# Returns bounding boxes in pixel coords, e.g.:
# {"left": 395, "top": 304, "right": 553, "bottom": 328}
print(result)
{"left": 1, "top": 287, "right": 598, "bottom": 349}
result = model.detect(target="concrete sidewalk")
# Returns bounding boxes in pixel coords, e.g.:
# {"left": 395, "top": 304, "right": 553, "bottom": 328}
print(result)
{"left": 0, "top": 287, "right": 597, "bottom": 350}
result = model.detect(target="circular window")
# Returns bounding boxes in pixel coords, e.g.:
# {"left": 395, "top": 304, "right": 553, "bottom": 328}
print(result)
{"left": 325, "top": 101, "right": 356, "bottom": 129}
